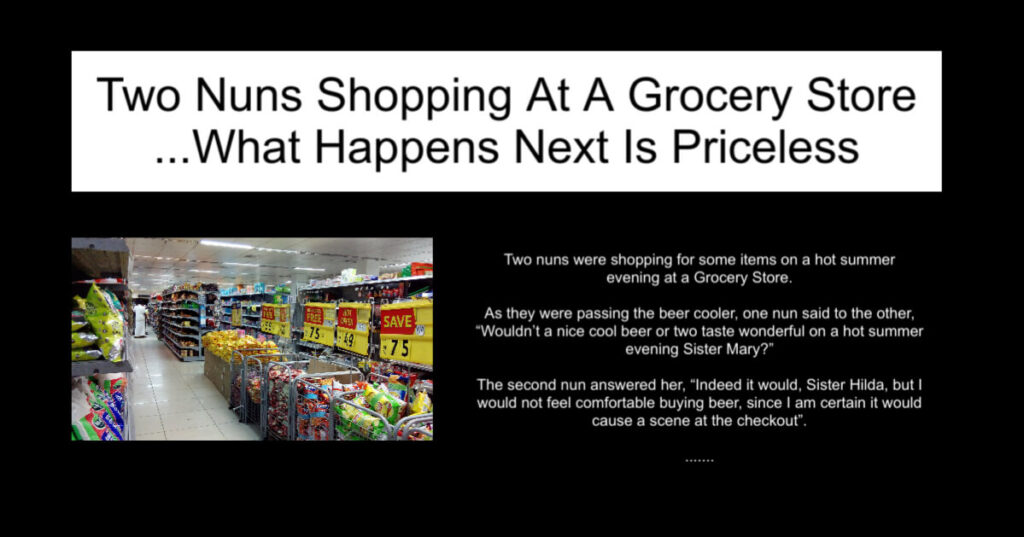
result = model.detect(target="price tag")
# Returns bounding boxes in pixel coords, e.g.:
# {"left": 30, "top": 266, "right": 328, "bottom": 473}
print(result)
{"left": 261, "top": 319, "right": 274, "bottom": 334}
{"left": 380, "top": 337, "right": 412, "bottom": 360}
{"left": 303, "top": 323, "right": 334, "bottom": 346}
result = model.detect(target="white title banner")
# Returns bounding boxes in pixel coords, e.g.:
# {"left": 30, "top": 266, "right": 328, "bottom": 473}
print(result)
{"left": 71, "top": 51, "right": 941, "bottom": 191}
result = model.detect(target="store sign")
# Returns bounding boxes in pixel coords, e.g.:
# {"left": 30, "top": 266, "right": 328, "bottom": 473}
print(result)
{"left": 302, "top": 303, "right": 336, "bottom": 346}
{"left": 338, "top": 307, "right": 358, "bottom": 330}
{"left": 381, "top": 308, "right": 415, "bottom": 335}
{"left": 262, "top": 304, "right": 290, "bottom": 338}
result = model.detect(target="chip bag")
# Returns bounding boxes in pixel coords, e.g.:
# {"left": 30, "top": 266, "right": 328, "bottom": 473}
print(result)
{"left": 364, "top": 384, "right": 405, "bottom": 424}
{"left": 86, "top": 283, "right": 116, "bottom": 313}
{"left": 410, "top": 390, "right": 432, "bottom": 416}
{"left": 86, "top": 311, "right": 124, "bottom": 361}
{"left": 71, "top": 320, "right": 89, "bottom": 332}
{"left": 71, "top": 332, "right": 99, "bottom": 348}
{"left": 72, "top": 349, "right": 103, "bottom": 361}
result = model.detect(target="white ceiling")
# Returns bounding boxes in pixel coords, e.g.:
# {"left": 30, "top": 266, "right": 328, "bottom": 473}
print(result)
{"left": 125, "top": 237, "right": 432, "bottom": 296}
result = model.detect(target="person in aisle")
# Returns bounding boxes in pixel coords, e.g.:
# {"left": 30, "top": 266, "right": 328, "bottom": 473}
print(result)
{"left": 133, "top": 300, "right": 148, "bottom": 337}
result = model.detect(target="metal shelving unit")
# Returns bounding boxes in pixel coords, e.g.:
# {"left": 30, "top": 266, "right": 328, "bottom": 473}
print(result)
{"left": 71, "top": 237, "right": 135, "bottom": 441}
{"left": 157, "top": 284, "right": 218, "bottom": 362}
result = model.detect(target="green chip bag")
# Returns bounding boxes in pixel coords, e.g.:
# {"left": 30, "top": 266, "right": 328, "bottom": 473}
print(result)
{"left": 86, "top": 284, "right": 115, "bottom": 313}
{"left": 72, "top": 349, "right": 103, "bottom": 361}
{"left": 71, "top": 320, "right": 89, "bottom": 332}
{"left": 71, "top": 332, "right": 99, "bottom": 348}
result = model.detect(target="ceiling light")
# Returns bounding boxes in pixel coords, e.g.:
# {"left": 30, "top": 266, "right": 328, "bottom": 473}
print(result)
{"left": 201, "top": 239, "right": 254, "bottom": 250}
{"left": 188, "top": 269, "right": 219, "bottom": 274}
{"left": 223, "top": 262, "right": 260, "bottom": 267}
{"left": 294, "top": 267, "right": 325, "bottom": 271}
{"left": 257, "top": 247, "right": 300, "bottom": 254}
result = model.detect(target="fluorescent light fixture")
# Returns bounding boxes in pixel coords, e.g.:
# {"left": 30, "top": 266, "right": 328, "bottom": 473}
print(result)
{"left": 200, "top": 239, "right": 253, "bottom": 250}
{"left": 223, "top": 262, "right": 260, "bottom": 267}
{"left": 257, "top": 247, "right": 300, "bottom": 254}
{"left": 294, "top": 267, "right": 325, "bottom": 271}
{"left": 188, "top": 269, "right": 219, "bottom": 274}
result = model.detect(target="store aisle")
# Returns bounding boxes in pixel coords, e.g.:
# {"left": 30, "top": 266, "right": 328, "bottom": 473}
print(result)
{"left": 129, "top": 333, "right": 260, "bottom": 440}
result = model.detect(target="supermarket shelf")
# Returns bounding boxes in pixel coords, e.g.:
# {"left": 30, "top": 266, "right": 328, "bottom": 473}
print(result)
{"left": 297, "top": 275, "right": 432, "bottom": 292}
{"left": 164, "top": 328, "right": 200, "bottom": 340}
{"left": 70, "top": 357, "right": 134, "bottom": 377}
{"left": 379, "top": 357, "right": 433, "bottom": 373}
{"left": 220, "top": 292, "right": 273, "bottom": 299}
{"left": 165, "top": 321, "right": 199, "bottom": 331}
{"left": 296, "top": 339, "right": 333, "bottom": 351}
{"left": 163, "top": 338, "right": 203, "bottom": 362}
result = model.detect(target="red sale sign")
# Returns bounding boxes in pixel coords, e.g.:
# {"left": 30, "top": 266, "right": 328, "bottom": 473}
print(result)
{"left": 338, "top": 307, "right": 357, "bottom": 330}
{"left": 262, "top": 306, "right": 275, "bottom": 321}
{"left": 304, "top": 306, "right": 324, "bottom": 325}
{"left": 381, "top": 308, "right": 415, "bottom": 335}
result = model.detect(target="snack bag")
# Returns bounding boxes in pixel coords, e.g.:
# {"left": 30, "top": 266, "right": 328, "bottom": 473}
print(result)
{"left": 71, "top": 380, "right": 122, "bottom": 441}
{"left": 364, "top": 385, "right": 405, "bottom": 424}
{"left": 71, "top": 320, "right": 89, "bottom": 332}
{"left": 103, "top": 289, "right": 123, "bottom": 312}
{"left": 387, "top": 374, "right": 411, "bottom": 402}
{"left": 410, "top": 391, "right": 432, "bottom": 416}
{"left": 86, "top": 311, "right": 125, "bottom": 361}
{"left": 86, "top": 283, "right": 116, "bottom": 313}
{"left": 71, "top": 332, "right": 99, "bottom": 348}
{"left": 73, "top": 296, "right": 88, "bottom": 311}
{"left": 72, "top": 349, "right": 103, "bottom": 361}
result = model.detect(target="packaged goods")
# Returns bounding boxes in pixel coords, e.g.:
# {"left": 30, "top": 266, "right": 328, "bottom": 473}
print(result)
{"left": 86, "top": 283, "right": 116, "bottom": 313}
{"left": 72, "top": 349, "right": 103, "bottom": 361}
{"left": 335, "top": 403, "right": 387, "bottom": 440}
{"left": 70, "top": 378, "right": 123, "bottom": 441}
{"left": 71, "top": 320, "right": 89, "bottom": 332}
{"left": 364, "top": 384, "right": 405, "bottom": 424}
{"left": 410, "top": 391, "right": 432, "bottom": 416}
{"left": 71, "top": 332, "right": 99, "bottom": 348}
{"left": 85, "top": 310, "right": 125, "bottom": 361}
{"left": 387, "top": 374, "right": 413, "bottom": 401}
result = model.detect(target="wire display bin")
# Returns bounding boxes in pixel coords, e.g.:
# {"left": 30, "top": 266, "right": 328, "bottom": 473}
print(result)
{"left": 394, "top": 413, "right": 433, "bottom": 441}
{"left": 228, "top": 348, "right": 271, "bottom": 411}
{"left": 292, "top": 367, "right": 365, "bottom": 441}
{"left": 333, "top": 392, "right": 395, "bottom": 441}
{"left": 265, "top": 356, "right": 309, "bottom": 441}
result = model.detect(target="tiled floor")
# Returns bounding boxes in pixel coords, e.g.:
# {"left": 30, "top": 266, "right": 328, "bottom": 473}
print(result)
{"left": 128, "top": 330, "right": 260, "bottom": 440}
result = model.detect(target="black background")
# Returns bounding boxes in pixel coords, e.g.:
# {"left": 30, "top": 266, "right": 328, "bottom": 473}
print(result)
{"left": 53, "top": 17, "right": 975, "bottom": 504}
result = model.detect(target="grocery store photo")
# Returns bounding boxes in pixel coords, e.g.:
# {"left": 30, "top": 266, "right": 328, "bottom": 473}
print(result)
{"left": 70, "top": 237, "right": 434, "bottom": 441}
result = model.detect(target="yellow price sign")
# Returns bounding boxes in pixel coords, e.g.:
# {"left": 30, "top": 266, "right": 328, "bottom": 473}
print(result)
{"left": 380, "top": 337, "right": 411, "bottom": 360}
{"left": 303, "top": 324, "right": 334, "bottom": 346}
{"left": 261, "top": 319, "right": 274, "bottom": 333}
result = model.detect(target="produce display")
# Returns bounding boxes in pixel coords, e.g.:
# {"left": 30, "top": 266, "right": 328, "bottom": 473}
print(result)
{"left": 202, "top": 330, "right": 281, "bottom": 363}
{"left": 70, "top": 373, "right": 127, "bottom": 441}
{"left": 71, "top": 284, "right": 125, "bottom": 362}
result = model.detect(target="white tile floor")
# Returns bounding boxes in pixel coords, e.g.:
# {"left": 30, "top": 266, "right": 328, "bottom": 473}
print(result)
{"left": 128, "top": 330, "right": 260, "bottom": 440}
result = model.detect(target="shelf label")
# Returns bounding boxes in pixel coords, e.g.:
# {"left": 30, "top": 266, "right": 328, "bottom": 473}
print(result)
{"left": 303, "top": 324, "right": 334, "bottom": 346}
{"left": 380, "top": 337, "right": 412, "bottom": 360}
